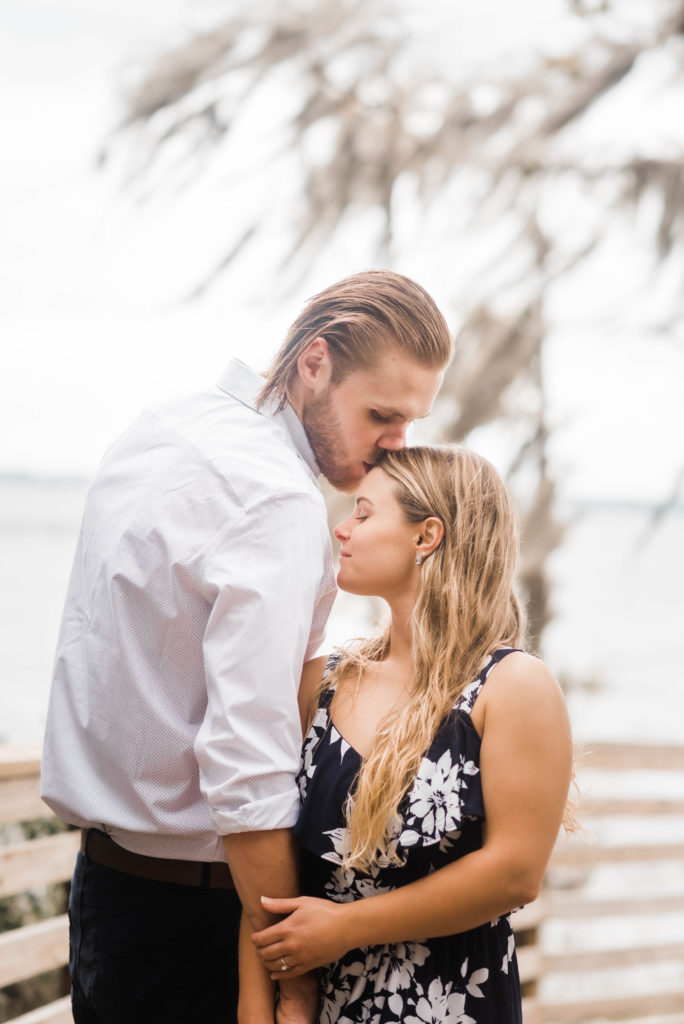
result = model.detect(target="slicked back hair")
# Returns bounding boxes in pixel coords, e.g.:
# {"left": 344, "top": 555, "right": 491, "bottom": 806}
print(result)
{"left": 257, "top": 270, "right": 453, "bottom": 410}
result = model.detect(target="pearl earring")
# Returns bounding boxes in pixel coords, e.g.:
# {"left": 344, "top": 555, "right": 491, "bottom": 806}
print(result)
{"left": 414, "top": 554, "right": 423, "bottom": 565}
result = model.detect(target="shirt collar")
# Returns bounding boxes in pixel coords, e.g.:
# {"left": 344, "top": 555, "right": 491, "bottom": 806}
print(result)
{"left": 216, "top": 359, "right": 320, "bottom": 479}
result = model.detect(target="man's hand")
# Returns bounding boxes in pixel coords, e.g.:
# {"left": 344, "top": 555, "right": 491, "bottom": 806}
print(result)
{"left": 253, "top": 895, "right": 353, "bottom": 978}
{"left": 277, "top": 974, "right": 319, "bottom": 1024}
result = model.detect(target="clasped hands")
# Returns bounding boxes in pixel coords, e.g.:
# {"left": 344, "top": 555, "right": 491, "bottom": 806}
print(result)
{"left": 252, "top": 894, "right": 351, "bottom": 979}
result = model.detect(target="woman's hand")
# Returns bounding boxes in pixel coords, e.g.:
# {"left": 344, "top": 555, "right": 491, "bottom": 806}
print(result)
{"left": 253, "top": 895, "right": 354, "bottom": 979}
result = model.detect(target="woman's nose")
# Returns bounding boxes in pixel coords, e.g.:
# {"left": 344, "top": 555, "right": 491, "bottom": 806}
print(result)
{"left": 334, "top": 519, "right": 350, "bottom": 542}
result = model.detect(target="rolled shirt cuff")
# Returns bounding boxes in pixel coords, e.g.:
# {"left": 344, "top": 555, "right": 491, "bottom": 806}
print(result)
{"left": 209, "top": 788, "right": 301, "bottom": 835}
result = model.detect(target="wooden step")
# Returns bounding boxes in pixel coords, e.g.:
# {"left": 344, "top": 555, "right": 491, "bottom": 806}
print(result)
{"left": 7, "top": 995, "right": 73, "bottom": 1024}
{"left": 0, "top": 915, "right": 69, "bottom": 988}
{"left": 0, "top": 744, "right": 42, "bottom": 779}
{"left": 545, "top": 890, "right": 684, "bottom": 917}
{"left": 551, "top": 839, "right": 684, "bottom": 866}
{"left": 538, "top": 989, "right": 684, "bottom": 1022}
{"left": 580, "top": 796, "right": 684, "bottom": 815}
{"left": 579, "top": 742, "right": 684, "bottom": 770}
{"left": 0, "top": 774, "right": 55, "bottom": 826}
{"left": 0, "top": 831, "right": 79, "bottom": 898}
{"left": 543, "top": 939, "right": 684, "bottom": 972}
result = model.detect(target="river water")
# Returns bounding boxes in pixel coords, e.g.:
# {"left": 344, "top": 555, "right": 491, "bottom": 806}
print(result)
{"left": 1, "top": 476, "right": 683, "bottom": 746}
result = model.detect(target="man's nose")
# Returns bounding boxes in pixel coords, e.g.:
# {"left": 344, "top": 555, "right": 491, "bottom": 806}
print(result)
{"left": 378, "top": 423, "right": 407, "bottom": 451}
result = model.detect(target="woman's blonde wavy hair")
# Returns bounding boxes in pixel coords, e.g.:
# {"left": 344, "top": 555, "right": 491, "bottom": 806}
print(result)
{"left": 320, "top": 445, "right": 526, "bottom": 872}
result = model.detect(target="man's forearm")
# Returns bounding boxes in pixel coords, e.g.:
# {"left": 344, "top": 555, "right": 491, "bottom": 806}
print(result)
{"left": 238, "top": 911, "right": 276, "bottom": 1024}
{"left": 227, "top": 830, "right": 319, "bottom": 1024}
{"left": 223, "top": 828, "right": 301, "bottom": 931}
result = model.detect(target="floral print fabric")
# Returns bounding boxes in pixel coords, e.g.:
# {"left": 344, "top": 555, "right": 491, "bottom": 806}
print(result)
{"left": 294, "top": 648, "right": 522, "bottom": 1024}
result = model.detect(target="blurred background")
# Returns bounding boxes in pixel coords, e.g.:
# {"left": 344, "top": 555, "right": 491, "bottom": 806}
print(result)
{"left": 2, "top": 0, "right": 683, "bottom": 743}
{"left": 1, "top": 0, "right": 684, "bottom": 1017}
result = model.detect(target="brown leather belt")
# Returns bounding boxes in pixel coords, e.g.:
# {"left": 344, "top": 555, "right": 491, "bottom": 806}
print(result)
{"left": 81, "top": 829, "right": 235, "bottom": 890}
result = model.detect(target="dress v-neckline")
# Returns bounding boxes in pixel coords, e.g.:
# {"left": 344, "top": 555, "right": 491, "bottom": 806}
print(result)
{"left": 327, "top": 706, "right": 367, "bottom": 760}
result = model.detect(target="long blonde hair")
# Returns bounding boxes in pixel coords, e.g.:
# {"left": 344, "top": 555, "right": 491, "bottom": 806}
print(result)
{"left": 322, "top": 445, "right": 524, "bottom": 871}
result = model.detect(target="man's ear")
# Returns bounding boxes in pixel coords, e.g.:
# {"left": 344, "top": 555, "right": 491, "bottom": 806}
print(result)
{"left": 415, "top": 516, "right": 445, "bottom": 558}
{"left": 297, "top": 337, "right": 333, "bottom": 396}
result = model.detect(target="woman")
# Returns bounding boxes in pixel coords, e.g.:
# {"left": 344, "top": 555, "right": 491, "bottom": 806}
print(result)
{"left": 245, "top": 445, "right": 574, "bottom": 1024}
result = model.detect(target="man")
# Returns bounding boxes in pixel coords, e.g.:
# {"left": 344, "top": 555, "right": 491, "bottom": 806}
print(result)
{"left": 41, "top": 269, "right": 452, "bottom": 1023}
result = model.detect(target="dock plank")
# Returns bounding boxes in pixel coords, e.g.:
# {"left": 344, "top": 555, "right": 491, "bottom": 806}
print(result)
{"left": 0, "top": 832, "right": 79, "bottom": 898}
{"left": 0, "top": 915, "right": 69, "bottom": 988}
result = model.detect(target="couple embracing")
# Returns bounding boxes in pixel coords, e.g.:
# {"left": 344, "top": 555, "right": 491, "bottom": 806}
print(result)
{"left": 42, "top": 270, "right": 573, "bottom": 1024}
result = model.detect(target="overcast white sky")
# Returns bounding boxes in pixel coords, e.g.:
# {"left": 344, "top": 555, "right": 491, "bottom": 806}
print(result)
{"left": 2, "top": 0, "right": 683, "bottom": 502}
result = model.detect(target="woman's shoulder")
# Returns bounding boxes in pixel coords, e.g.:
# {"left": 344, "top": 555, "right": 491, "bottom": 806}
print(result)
{"left": 480, "top": 649, "right": 563, "bottom": 702}
{"left": 455, "top": 647, "right": 563, "bottom": 726}
{"left": 471, "top": 649, "right": 569, "bottom": 740}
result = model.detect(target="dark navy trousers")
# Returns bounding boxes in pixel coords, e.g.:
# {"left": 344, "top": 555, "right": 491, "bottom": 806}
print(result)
{"left": 68, "top": 851, "right": 241, "bottom": 1023}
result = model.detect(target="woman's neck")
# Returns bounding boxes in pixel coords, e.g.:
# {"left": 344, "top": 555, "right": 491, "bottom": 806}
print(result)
{"left": 384, "top": 603, "right": 414, "bottom": 672}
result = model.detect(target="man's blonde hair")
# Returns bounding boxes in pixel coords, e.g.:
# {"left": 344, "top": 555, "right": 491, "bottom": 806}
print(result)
{"left": 258, "top": 270, "right": 453, "bottom": 410}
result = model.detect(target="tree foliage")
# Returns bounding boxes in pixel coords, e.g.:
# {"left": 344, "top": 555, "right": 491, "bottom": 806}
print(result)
{"left": 109, "top": 0, "right": 684, "bottom": 647}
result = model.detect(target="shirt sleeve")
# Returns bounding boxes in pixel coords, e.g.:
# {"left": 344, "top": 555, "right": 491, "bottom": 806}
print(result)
{"left": 194, "top": 490, "right": 335, "bottom": 834}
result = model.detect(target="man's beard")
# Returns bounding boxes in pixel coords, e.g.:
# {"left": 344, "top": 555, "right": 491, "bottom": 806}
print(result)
{"left": 302, "top": 390, "right": 367, "bottom": 492}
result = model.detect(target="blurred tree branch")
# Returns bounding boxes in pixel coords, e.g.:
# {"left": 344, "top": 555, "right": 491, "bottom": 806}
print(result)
{"left": 107, "top": 0, "right": 684, "bottom": 648}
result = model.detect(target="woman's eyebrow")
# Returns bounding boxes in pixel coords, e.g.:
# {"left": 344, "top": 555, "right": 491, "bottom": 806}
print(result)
{"left": 355, "top": 495, "right": 374, "bottom": 507}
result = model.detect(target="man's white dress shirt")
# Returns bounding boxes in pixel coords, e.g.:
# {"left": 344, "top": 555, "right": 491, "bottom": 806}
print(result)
{"left": 41, "top": 360, "right": 337, "bottom": 862}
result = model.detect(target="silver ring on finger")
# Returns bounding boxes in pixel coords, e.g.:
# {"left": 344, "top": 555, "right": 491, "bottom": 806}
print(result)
{"left": 280, "top": 955, "right": 289, "bottom": 972}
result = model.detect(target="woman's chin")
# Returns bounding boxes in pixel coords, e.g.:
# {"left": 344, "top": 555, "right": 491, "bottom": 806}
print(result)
{"left": 336, "top": 571, "right": 360, "bottom": 595}
{"left": 336, "top": 575, "right": 354, "bottom": 594}
{"left": 336, "top": 572, "right": 379, "bottom": 599}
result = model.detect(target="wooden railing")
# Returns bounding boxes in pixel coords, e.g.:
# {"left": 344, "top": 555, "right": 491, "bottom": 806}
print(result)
{"left": 537, "top": 741, "right": 684, "bottom": 1023}
{"left": 1, "top": 742, "right": 682, "bottom": 1023}
{"left": 0, "top": 744, "right": 75, "bottom": 1023}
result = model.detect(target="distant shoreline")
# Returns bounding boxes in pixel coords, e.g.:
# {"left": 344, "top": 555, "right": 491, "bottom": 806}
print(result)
{"left": 0, "top": 471, "right": 91, "bottom": 486}
{"left": 1, "top": 471, "right": 681, "bottom": 515}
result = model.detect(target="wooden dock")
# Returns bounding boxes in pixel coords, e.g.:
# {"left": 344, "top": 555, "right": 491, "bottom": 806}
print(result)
{"left": 536, "top": 741, "right": 684, "bottom": 1023}
{"left": 1, "top": 742, "right": 683, "bottom": 1023}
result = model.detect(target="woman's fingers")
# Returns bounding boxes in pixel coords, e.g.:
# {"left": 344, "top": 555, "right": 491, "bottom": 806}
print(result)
{"left": 264, "top": 955, "right": 301, "bottom": 974}
{"left": 260, "top": 895, "right": 301, "bottom": 915}
{"left": 270, "top": 964, "right": 307, "bottom": 980}
{"left": 257, "top": 938, "right": 311, "bottom": 974}
{"left": 258, "top": 943, "right": 291, "bottom": 967}
{"left": 253, "top": 894, "right": 353, "bottom": 973}
{"left": 255, "top": 942, "right": 309, "bottom": 980}
{"left": 252, "top": 896, "right": 304, "bottom": 950}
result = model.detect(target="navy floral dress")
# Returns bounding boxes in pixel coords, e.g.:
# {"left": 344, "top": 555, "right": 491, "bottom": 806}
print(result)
{"left": 294, "top": 648, "right": 522, "bottom": 1024}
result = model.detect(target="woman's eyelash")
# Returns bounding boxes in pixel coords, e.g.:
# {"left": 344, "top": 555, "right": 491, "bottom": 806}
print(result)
{"left": 354, "top": 514, "right": 368, "bottom": 521}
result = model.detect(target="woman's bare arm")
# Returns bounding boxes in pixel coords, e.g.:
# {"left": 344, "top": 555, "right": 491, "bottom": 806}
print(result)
{"left": 253, "top": 653, "right": 573, "bottom": 977}
{"left": 298, "top": 655, "right": 328, "bottom": 734}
